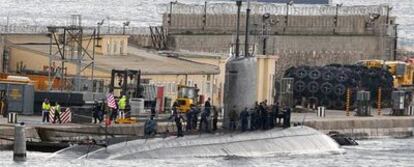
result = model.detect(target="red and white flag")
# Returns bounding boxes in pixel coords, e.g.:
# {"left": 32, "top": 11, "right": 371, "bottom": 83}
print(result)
{"left": 106, "top": 93, "right": 117, "bottom": 109}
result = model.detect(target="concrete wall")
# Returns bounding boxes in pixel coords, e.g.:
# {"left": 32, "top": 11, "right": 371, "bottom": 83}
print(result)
{"left": 129, "top": 34, "right": 153, "bottom": 48}
{"left": 304, "top": 117, "right": 414, "bottom": 139}
{"left": 164, "top": 14, "right": 393, "bottom": 35}
{"left": 170, "top": 34, "right": 389, "bottom": 60}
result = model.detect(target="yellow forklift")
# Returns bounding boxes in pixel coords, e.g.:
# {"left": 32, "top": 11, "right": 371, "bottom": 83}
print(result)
{"left": 176, "top": 85, "right": 200, "bottom": 113}
{"left": 358, "top": 59, "right": 414, "bottom": 88}
{"left": 110, "top": 69, "right": 142, "bottom": 124}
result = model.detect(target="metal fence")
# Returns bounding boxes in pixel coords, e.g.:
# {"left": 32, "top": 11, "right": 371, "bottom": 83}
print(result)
{"left": 167, "top": 3, "right": 390, "bottom": 16}
{"left": 0, "top": 24, "right": 151, "bottom": 35}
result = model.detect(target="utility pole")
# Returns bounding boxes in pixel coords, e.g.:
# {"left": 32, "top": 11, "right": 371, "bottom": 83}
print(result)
{"left": 262, "top": 13, "right": 271, "bottom": 55}
{"left": 202, "top": 1, "right": 207, "bottom": 30}
{"left": 393, "top": 24, "right": 399, "bottom": 60}
{"left": 235, "top": 0, "right": 242, "bottom": 58}
{"left": 244, "top": 0, "right": 251, "bottom": 57}
{"left": 97, "top": 19, "right": 104, "bottom": 47}
{"left": 334, "top": 3, "right": 343, "bottom": 34}
{"left": 122, "top": 21, "right": 130, "bottom": 35}
{"left": 168, "top": 1, "right": 178, "bottom": 26}
{"left": 284, "top": 0, "right": 294, "bottom": 32}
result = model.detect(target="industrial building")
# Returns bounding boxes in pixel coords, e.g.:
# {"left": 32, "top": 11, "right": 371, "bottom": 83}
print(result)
{"left": 0, "top": 3, "right": 400, "bottom": 112}
{"left": 0, "top": 33, "right": 220, "bottom": 113}
{"left": 132, "top": 4, "right": 397, "bottom": 79}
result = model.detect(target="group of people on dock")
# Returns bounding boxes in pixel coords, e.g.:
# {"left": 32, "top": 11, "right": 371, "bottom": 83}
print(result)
{"left": 167, "top": 99, "right": 292, "bottom": 138}
{"left": 228, "top": 100, "right": 292, "bottom": 132}
{"left": 168, "top": 98, "right": 218, "bottom": 137}
{"left": 91, "top": 94, "right": 128, "bottom": 125}
{"left": 41, "top": 98, "right": 62, "bottom": 124}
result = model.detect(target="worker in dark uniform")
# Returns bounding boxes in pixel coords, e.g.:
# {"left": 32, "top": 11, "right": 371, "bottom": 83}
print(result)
{"left": 150, "top": 99, "right": 156, "bottom": 118}
{"left": 212, "top": 106, "right": 218, "bottom": 131}
{"left": 283, "top": 106, "right": 292, "bottom": 128}
{"left": 110, "top": 98, "right": 119, "bottom": 121}
{"left": 240, "top": 107, "right": 249, "bottom": 132}
{"left": 228, "top": 105, "right": 238, "bottom": 131}
{"left": 249, "top": 108, "right": 257, "bottom": 131}
{"left": 99, "top": 99, "right": 105, "bottom": 122}
{"left": 186, "top": 105, "right": 195, "bottom": 131}
{"left": 259, "top": 102, "right": 267, "bottom": 130}
{"left": 93, "top": 101, "right": 101, "bottom": 124}
{"left": 172, "top": 101, "right": 179, "bottom": 111}
{"left": 267, "top": 105, "right": 275, "bottom": 129}
{"left": 144, "top": 116, "right": 157, "bottom": 138}
{"left": 204, "top": 98, "right": 211, "bottom": 114}
{"left": 174, "top": 113, "right": 184, "bottom": 137}
{"left": 192, "top": 107, "right": 200, "bottom": 130}
{"left": 273, "top": 102, "right": 280, "bottom": 125}
{"left": 199, "top": 106, "right": 211, "bottom": 132}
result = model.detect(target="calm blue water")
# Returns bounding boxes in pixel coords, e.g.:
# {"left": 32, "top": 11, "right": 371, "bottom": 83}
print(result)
{"left": 0, "top": 137, "right": 413, "bottom": 167}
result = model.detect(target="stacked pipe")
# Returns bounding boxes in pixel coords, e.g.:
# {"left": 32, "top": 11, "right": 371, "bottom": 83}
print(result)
{"left": 284, "top": 64, "right": 393, "bottom": 109}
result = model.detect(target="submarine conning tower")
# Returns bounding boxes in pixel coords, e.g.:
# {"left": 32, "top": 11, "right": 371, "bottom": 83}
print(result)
{"left": 223, "top": 0, "right": 257, "bottom": 128}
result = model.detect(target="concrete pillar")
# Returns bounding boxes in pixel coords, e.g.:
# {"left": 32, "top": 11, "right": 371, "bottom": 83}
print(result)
{"left": 13, "top": 123, "right": 26, "bottom": 162}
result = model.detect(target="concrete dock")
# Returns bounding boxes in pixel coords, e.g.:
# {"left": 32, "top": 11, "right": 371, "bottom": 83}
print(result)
{"left": 291, "top": 109, "right": 414, "bottom": 139}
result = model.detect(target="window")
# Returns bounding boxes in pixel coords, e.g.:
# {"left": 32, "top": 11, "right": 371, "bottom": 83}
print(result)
{"left": 113, "top": 41, "right": 118, "bottom": 54}
{"left": 172, "top": 83, "right": 176, "bottom": 93}
{"left": 206, "top": 82, "right": 212, "bottom": 95}
{"left": 187, "top": 80, "right": 193, "bottom": 87}
{"left": 120, "top": 40, "right": 124, "bottom": 55}
{"left": 106, "top": 41, "right": 111, "bottom": 55}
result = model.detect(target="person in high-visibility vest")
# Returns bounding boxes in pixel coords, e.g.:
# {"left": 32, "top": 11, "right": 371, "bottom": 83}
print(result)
{"left": 42, "top": 98, "right": 51, "bottom": 123}
{"left": 118, "top": 95, "right": 127, "bottom": 119}
{"left": 118, "top": 95, "right": 127, "bottom": 110}
{"left": 53, "top": 102, "right": 62, "bottom": 124}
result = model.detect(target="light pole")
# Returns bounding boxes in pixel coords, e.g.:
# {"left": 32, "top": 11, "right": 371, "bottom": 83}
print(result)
{"left": 106, "top": 16, "right": 110, "bottom": 33}
{"left": 235, "top": 0, "right": 242, "bottom": 58}
{"left": 122, "top": 21, "right": 130, "bottom": 35}
{"left": 386, "top": 6, "right": 393, "bottom": 27}
{"left": 393, "top": 24, "right": 399, "bottom": 60}
{"left": 244, "top": 0, "right": 251, "bottom": 57}
{"left": 202, "top": 1, "right": 207, "bottom": 30}
{"left": 334, "top": 3, "right": 343, "bottom": 34}
{"left": 168, "top": 1, "right": 178, "bottom": 26}
{"left": 284, "top": 0, "right": 294, "bottom": 32}
{"left": 262, "top": 13, "right": 270, "bottom": 55}
{"left": 97, "top": 19, "right": 104, "bottom": 47}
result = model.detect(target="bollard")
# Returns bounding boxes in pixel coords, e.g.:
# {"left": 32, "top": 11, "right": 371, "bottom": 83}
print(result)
{"left": 377, "top": 87, "right": 382, "bottom": 116}
{"left": 317, "top": 106, "right": 326, "bottom": 117}
{"left": 346, "top": 88, "right": 351, "bottom": 116}
{"left": 13, "top": 123, "right": 26, "bottom": 162}
{"left": 409, "top": 105, "right": 414, "bottom": 116}
{"left": 8, "top": 112, "right": 18, "bottom": 124}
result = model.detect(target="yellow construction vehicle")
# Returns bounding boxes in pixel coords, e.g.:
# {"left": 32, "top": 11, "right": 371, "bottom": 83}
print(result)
{"left": 176, "top": 85, "right": 199, "bottom": 113}
{"left": 358, "top": 59, "right": 414, "bottom": 88}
